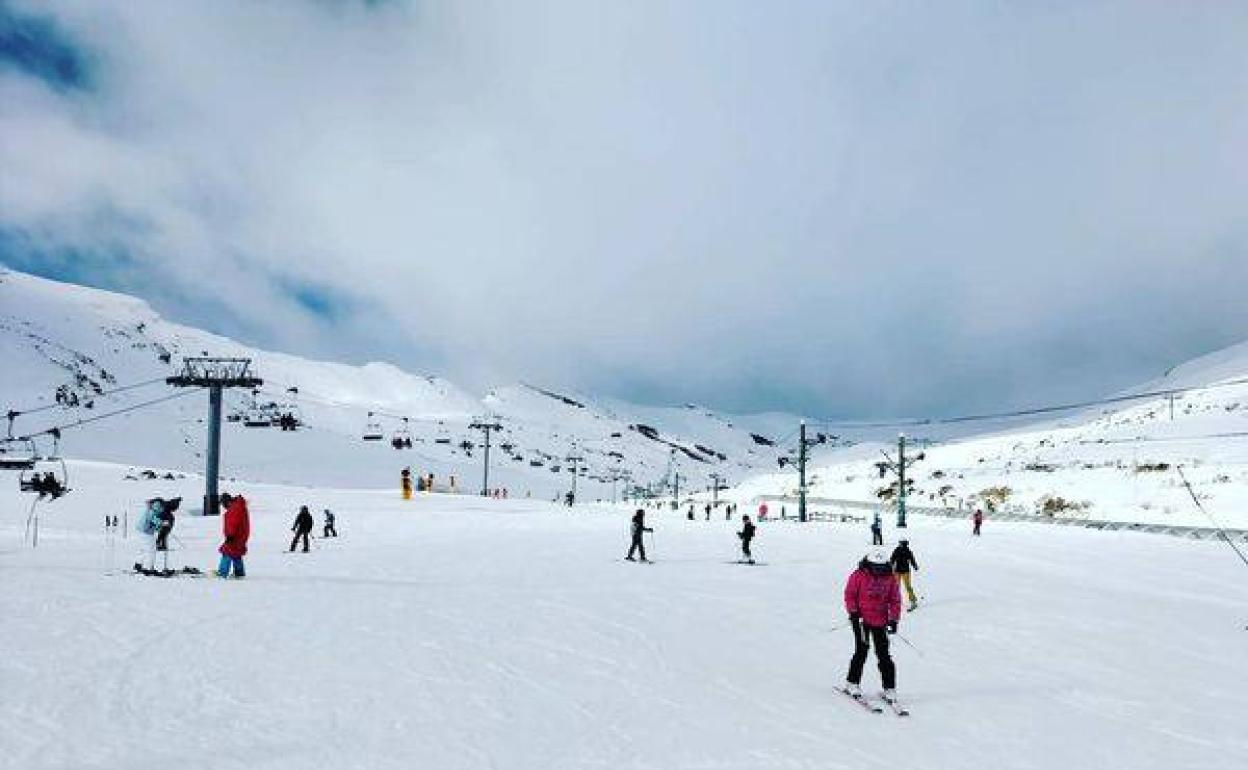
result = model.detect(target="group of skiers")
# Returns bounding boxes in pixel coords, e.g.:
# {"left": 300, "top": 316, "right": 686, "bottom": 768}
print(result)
{"left": 625, "top": 505, "right": 929, "bottom": 710}
{"left": 625, "top": 508, "right": 758, "bottom": 565}
{"left": 26, "top": 471, "right": 67, "bottom": 499}
{"left": 130, "top": 493, "right": 338, "bottom": 577}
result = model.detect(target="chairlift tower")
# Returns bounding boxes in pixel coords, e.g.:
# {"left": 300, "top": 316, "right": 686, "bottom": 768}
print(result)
{"left": 565, "top": 445, "right": 585, "bottom": 505}
{"left": 167, "top": 358, "right": 262, "bottom": 516}
{"left": 469, "top": 417, "right": 503, "bottom": 495}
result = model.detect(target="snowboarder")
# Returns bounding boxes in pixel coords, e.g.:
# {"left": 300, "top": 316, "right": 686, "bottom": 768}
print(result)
{"left": 737, "top": 515, "right": 756, "bottom": 564}
{"left": 871, "top": 511, "right": 883, "bottom": 545}
{"left": 625, "top": 509, "right": 652, "bottom": 562}
{"left": 972, "top": 508, "right": 984, "bottom": 536}
{"left": 323, "top": 509, "right": 337, "bottom": 538}
{"left": 842, "top": 549, "right": 901, "bottom": 704}
{"left": 217, "top": 493, "right": 250, "bottom": 578}
{"left": 890, "top": 539, "right": 919, "bottom": 611}
{"left": 290, "top": 505, "right": 314, "bottom": 552}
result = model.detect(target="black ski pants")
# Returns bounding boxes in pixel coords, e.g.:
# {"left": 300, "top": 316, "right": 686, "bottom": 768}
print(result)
{"left": 871, "top": 527, "right": 883, "bottom": 546}
{"left": 741, "top": 537, "right": 753, "bottom": 560}
{"left": 627, "top": 534, "right": 647, "bottom": 561}
{"left": 846, "top": 617, "right": 895, "bottom": 690}
{"left": 323, "top": 524, "right": 337, "bottom": 538}
{"left": 290, "top": 530, "right": 310, "bottom": 552}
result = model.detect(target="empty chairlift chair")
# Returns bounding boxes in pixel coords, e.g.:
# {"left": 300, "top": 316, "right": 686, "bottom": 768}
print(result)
{"left": 362, "top": 413, "right": 384, "bottom": 442}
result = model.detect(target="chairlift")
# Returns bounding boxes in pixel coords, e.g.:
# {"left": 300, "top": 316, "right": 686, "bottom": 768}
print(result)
{"left": 362, "top": 412, "right": 384, "bottom": 441}
{"left": 0, "top": 437, "right": 37, "bottom": 471}
{"left": 243, "top": 390, "right": 275, "bottom": 428}
{"left": 18, "top": 446, "right": 70, "bottom": 499}
{"left": 391, "top": 418, "right": 412, "bottom": 449}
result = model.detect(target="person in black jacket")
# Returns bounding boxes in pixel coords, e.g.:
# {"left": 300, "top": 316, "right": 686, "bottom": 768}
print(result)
{"left": 890, "top": 539, "right": 920, "bottom": 610}
{"left": 323, "top": 509, "right": 337, "bottom": 538}
{"left": 290, "top": 505, "right": 315, "bottom": 552}
{"left": 625, "top": 509, "right": 653, "bottom": 562}
{"left": 737, "top": 515, "right": 756, "bottom": 564}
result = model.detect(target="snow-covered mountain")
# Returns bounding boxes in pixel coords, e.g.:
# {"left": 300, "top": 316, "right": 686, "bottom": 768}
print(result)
{"left": 0, "top": 267, "right": 793, "bottom": 499}
{"left": 733, "top": 342, "right": 1248, "bottom": 528}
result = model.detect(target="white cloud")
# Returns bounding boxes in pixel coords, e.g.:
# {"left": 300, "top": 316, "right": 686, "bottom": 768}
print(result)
{"left": 3, "top": 0, "right": 1248, "bottom": 416}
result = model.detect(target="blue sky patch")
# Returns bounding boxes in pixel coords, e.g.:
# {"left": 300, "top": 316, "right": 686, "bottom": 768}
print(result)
{"left": 0, "top": 2, "right": 91, "bottom": 91}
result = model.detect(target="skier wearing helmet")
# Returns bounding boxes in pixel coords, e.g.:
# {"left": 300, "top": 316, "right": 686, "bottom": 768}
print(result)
{"left": 842, "top": 549, "right": 902, "bottom": 705}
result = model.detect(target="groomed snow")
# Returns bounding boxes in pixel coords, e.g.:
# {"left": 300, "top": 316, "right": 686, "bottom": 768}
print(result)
{"left": 2, "top": 462, "right": 1245, "bottom": 769}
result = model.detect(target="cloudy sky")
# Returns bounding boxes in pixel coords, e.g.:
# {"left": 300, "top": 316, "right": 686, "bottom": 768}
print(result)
{"left": 2, "top": 0, "right": 1247, "bottom": 418}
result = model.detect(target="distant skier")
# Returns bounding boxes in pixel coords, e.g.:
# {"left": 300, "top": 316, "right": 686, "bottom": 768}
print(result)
{"left": 972, "top": 508, "right": 984, "bottom": 536}
{"left": 625, "top": 509, "right": 653, "bottom": 562}
{"left": 758, "top": 501, "right": 768, "bottom": 521}
{"left": 323, "top": 509, "right": 337, "bottom": 538}
{"left": 842, "top": 549, "right": 901, "bottom": 705}
{"left": 217, "top": 493, "right": 250, "bottom": 578}
{"left": 871, "top": 511, "right": 883, "bottom": 545}
{"left": 401, "top": 468, "right": 413, "bottom": 500}
{"left": 687, "top": 506, "right": 694, "bottom": 521}
{"left": 737, "top": 515, "right": 756, "bottom": 564}
{"left": 290, "top": 505, "right": 314, "bottom": 552}
{"left": 704, "top": 503, "right": 711, "bottom": 521}
{"left": 890, "top": 539, "right": 919, "bottom": 611}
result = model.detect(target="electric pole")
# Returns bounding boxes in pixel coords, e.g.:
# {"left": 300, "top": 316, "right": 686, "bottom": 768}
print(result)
{"left": 469, "top": 418, "right": 503, "bottom": 496}
{"left": 798, "top": 421, "right": 808, "bottom": 522}
{"left": 166, "top": 358, "right": 262, "bottom": 516}
{"left": 876, "top": 432, "right": 925, "bottom": 528}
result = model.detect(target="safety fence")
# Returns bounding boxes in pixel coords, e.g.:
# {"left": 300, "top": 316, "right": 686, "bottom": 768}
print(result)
{"left": 751, "top": 495, "right": 1248, "bottom": 543}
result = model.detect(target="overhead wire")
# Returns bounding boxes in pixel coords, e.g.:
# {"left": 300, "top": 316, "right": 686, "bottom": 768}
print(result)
{"left": 18, "top": 388, "right": 203, "bottom": 441}
{"left": 812, "top": 376, "right": 1248, "bottom": 430}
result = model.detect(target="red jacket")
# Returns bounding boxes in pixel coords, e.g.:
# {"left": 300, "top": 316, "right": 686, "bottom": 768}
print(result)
{"left": 844, "top": 567, "right": 901, "bottom": 627}
{"left": 219, "top": 497, "right": 251, "bottom": 557}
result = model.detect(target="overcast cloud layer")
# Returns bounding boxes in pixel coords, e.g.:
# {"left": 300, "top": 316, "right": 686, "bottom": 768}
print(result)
{"left": 2, "top": 0, "right": 1247, "bottom": 418}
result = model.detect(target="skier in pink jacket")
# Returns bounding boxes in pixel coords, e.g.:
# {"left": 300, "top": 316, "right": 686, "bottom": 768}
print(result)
{"left": 842, "top": 549, "right": 902, "bottom": 704}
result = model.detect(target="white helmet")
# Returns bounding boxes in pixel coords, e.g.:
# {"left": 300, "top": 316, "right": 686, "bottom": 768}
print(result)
{"left": 864, "top": 548, "right": 888, "bottom": 566}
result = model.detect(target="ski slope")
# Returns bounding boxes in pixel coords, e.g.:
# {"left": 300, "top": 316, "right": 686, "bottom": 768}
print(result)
{"left": 2, "top": 462, "right": 1244, "bottom": 770}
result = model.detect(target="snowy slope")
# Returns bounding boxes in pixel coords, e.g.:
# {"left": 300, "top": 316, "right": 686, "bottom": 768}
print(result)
{"left": 0, "top": 267, "right": 789, "bottom": 498}
{"left": 1, "top": 464, "right": 1244, "bottom": 770}
{"left": 731, "top": 345, "right": 1248, "bottom": 528}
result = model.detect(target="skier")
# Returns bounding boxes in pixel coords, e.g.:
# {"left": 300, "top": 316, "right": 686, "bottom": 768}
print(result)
{"left": 972, "top": 508, "right": 984, "bottom": 536}
{"left": 154, "top": 498, "right": 180, "bottom": 552}
{"left": 842, "top": 549, "right": 902, "bottom": 706}
{"left": 133, "top": 498, "right": 164, "bottom": 572}
{"left": 686, "top": 506, "right": 694, "bottom": 521}
{"left": 323, "top": 509, "right": 337, "bottom": 538}
{"left": 217, "top": 493, "right": 250, "bottom": 578}
{"left": 290, "top": 505, "right": 314, "bottom": 552}
{"left": 401, "top": 468, "right": 413, "bottom": 500}
{"left": 890, "top": 539, "right": 920, "bottom": 611}
{"left": 870, "top": 510, "right": 883, "bottom": 545}
{"left": 758, "top": 501, "right": 768, "bottom": 521}
{"left": 625, "top": 509, "right": 653, "bottom": 562}
{"left": 704, "top": 503, "right": 711, "bottom": 521}
{"left": 737, "top": 514, "right": 756, "bottom": 564}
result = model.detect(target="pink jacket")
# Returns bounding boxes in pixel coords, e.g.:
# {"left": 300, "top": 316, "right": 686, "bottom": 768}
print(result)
{"left": 844, "top": 567, "right": 901, "bottom": 627}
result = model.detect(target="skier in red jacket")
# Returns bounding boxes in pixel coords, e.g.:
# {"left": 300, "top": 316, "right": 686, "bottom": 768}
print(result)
{"left": 842, "top": 549, "right": 902, "bottom": 704}
{"left": 217, "top": 493, "right": 251, "bottom": 578}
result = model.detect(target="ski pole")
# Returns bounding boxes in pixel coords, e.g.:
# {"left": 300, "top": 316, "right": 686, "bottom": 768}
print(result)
{"left": 896, "top": 632, "right": 924, "bottom": 657}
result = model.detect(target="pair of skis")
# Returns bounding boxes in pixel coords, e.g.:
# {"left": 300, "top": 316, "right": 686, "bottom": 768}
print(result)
{"left": 840, "top": 687, "right": 910, "bottom": 717}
